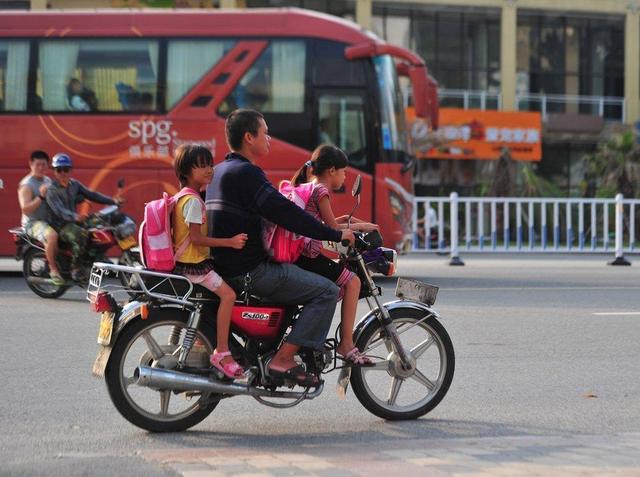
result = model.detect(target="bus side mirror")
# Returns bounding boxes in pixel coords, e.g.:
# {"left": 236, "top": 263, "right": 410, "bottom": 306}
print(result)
{"left": 352, "top": 175, "right": 362, "bottom": 197}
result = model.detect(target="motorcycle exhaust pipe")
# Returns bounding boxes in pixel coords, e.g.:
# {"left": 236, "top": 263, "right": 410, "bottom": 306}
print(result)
{"left": 134, "top": 366, "right": 323, "bottom": 400}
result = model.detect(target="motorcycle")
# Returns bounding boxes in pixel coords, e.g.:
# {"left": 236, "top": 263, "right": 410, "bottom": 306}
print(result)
{"left": 9, "top": 204, "right": 140, "bottom": 299}
{"left": 87, "top": 176, "right": 454, "bottom": 432}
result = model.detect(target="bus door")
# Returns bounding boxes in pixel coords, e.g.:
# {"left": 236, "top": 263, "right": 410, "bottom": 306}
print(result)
{"left": 313, "top": 90, "right": 374, "bottom": 223}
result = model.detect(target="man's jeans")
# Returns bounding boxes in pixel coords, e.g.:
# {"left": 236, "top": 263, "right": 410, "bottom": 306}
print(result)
{"left": 227, "top": 261, "right": 339, "bottom": 350}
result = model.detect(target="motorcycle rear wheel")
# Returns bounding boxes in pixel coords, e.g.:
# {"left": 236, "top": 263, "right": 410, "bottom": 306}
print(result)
{"left": 350, "top": 307, "right": 454, "bottom": 420}
{"left": 105, "top": 308, "right": 219, "bottom": 432}
{"left": 22, "top": 248, "right": 68, "bottom": 299}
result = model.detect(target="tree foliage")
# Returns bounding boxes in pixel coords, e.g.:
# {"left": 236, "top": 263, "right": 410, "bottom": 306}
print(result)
{"left": 582, "top": 131, "right": 640, "bottom": 199}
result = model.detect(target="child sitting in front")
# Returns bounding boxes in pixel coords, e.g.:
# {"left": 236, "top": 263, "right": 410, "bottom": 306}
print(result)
{"left": 290, "top": 145, "right": 379, "bottom": 365}
{"left": 172, "top": 144, "right": 248, "bottom": 378}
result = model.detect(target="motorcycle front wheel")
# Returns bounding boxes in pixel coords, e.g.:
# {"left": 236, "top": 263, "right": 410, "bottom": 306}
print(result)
{"left": 350, "top": 307, "right": 454, "bottom": 420}
{"left": 22, "top": 248, "right": 68, "bottom": 299}
{"left": 105, "top": 308, "right": 219, "bottom": 432}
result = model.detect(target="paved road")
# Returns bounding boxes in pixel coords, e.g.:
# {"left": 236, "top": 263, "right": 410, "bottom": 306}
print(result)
{"left": 1, "top": 254, "right": 640, "bottom": 476}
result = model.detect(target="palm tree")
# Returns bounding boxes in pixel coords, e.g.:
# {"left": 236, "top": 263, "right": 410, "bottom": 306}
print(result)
{"left": 583, "top": 131, "right": 640, "bottom": 199}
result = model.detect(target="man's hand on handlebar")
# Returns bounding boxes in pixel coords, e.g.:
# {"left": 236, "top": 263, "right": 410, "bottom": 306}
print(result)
{"left": 76, "top": 213, "right": 89, "bottom": 224}
{"left": 340, "top": 229, "right": 355, "bottom": 246}
{"left": 113, "top": 196, "right": 125, "bottom": 205}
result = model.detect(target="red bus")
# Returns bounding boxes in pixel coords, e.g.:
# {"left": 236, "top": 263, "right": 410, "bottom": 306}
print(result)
{"left": 0, "top": 8, "right": 437, "bottom": 256}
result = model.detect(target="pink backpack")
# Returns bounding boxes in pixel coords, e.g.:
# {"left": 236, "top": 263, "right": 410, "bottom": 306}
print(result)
{"left": 138, "top": 187, "right": 203, "bottom": 271}
{"left": 264, "top": 181, "right": 315, "bottom": 263}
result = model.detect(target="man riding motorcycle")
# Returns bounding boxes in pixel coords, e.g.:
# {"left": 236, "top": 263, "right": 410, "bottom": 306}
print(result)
{"left": 206, "top": 109, "right": 355, "bottom": 387}
{"left": 17, "top": 150, "right": 62, "bottom": 285}
{"left": 45, "top": 153, "right": 122, "bottom": 281}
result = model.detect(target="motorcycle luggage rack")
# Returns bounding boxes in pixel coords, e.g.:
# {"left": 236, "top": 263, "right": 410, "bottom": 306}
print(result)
{"left": 87, "top": 262, "right": 194, "bottom": 306}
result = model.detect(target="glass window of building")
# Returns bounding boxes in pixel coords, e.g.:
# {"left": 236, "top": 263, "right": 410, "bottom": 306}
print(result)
{"left": 245, "top": 0, "right": 354, "bottom": 18}
{"left": 37, "top": 39, "right": 159, "bottom": 113}
{"left": 166, "top": 39, "right": 235, "bottom": 110}
{"left": 517, "top": 11, "right": 624, "bottom": 116}
{"left": 221, "top": 41, "right": 306, "bottom": 113}
{"left": 0, "top": 40, "right": 30, "bottom": 112}
{"left": 373, "top": 5, "right": 500, "bottom": 103}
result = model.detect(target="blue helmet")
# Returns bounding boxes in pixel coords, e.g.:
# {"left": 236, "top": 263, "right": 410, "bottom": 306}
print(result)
{"left": 51, "top": 153, "right": 73, "bottom": 169}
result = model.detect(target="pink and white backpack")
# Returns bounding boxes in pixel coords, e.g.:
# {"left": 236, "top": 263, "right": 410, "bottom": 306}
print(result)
{"left": 263, "top": 181, "right": 315, "bottom": 263}
{"left": 138, "top": 187, "right": 203, "bottom": 271}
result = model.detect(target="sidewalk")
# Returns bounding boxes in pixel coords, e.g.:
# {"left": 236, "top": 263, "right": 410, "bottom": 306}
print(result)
{"left": 142, "top": 432, "right": 640, "bottom": 477}
{"left": 0, "top": 257, "right": 21, "bottom": 274}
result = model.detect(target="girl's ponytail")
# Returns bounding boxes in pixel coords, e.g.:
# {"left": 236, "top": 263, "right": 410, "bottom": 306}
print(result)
{"left": 291, "top": 160, "right": 313, "bottom": 186}
{"left": 291, "top": 145, "right": 348, "bottom": 186}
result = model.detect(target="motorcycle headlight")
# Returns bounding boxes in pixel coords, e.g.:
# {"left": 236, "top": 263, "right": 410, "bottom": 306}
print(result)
{"left": 363, "top": 247, "right": 398, "bottom": 276}
{"left": 381, "top": 248, "right": 398, "bottom": 276}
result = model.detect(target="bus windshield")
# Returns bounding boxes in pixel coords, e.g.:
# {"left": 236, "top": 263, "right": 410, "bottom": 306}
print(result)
{"left": 373, "top": 55, "right": 410, "bottom": 163}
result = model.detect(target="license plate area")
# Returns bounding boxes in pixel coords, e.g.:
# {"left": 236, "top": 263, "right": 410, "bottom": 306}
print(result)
{"left": 118, "top": 235, "right": 137, "bottom": 250}
{"left": 395, "top": 278, "right": 439, "bottom": 305}
{"left": 97, "top": 311, "right": 115, "bottom": 346}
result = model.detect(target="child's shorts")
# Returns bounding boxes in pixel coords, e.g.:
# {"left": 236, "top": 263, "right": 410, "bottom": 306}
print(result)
{"left": 174, "top": 259, "right": 223, "bottom": 292}
{"left": 295, "top": 254, "right": 355, "bottom": 299}
{"left": 186, "top": 270, "right": 223, "bottom": 292}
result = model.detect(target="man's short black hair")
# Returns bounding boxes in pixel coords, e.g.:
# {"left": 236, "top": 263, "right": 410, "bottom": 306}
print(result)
{"left": 30, "top": 150, "right": 49, "bottom": 163}
{"left": 225, "top": 109, "right": 264, "bottom": 151}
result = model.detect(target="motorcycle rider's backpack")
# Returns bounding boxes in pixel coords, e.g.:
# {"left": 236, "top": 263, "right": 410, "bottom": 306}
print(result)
{"left": 138, "top": 187, "right": 203, "bottom": 271}
{"left": 264, "top": 180, "right": 315, "bottom": 263}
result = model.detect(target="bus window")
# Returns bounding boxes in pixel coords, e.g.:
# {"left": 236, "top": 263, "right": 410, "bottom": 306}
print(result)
{"left": 166, "top": 39, "right": 235, "bottom": 110}
{"left": 317, "top": 93, "right": 368, "bottom": 170}
{"left": 221, "top": 40, "right": 305, "bottom": 114}
{"left": 0, "top": 40, "right": 29, "bottom": 112}
{"left": 37, "top": 39, "right": 159, "bottom": 113}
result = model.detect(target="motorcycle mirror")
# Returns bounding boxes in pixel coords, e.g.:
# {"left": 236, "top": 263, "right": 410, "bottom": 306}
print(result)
{"left": 347, "top": 175, "right": 362, "bottom": 228}
{"left": 352, "top": 175, "right": 362, "bottom": 197}
{"left": 116, "top": 178, "right": 125, "bottom": 189}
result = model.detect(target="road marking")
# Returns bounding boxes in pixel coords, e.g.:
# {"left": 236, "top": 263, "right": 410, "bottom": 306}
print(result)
{"left": 593, "top": 312, "right": 640, "bottom": 316}
{"left": 442, "top": 286, "right": 640, "bottom": 292}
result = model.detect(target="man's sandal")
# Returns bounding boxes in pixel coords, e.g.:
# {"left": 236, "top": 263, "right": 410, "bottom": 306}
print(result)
{"left": 267, "top": 364, "right": 320, "bottom": 387}
{"left": 210, "top": 350, "right": 245, "bottom": 379}
{"left": 337, "top": 347, "right": 375, "bottom": 367}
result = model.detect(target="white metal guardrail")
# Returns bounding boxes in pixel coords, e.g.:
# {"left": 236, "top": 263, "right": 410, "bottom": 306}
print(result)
{"left": 516, "top": 94, "right": 625, "bottom": 122}
{"left": 438, "top": 89, "right": 502, "bottom": 111}
{"left": 412, "top": 193, "right": 639, "bottom": 265}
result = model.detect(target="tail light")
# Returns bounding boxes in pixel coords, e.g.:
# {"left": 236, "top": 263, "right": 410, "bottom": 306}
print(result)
{"left": 90, "top": 291, "right": 118, "bottom": 313}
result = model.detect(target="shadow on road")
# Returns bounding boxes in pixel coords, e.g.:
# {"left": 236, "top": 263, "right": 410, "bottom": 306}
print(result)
{"left": 143, "top": 418, "right": 568, "bottom": 449}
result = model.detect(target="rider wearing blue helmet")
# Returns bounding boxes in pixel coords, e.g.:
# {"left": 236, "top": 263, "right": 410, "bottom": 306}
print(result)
{"left": 46, "top": 153, "right": 123, "bottom": 281}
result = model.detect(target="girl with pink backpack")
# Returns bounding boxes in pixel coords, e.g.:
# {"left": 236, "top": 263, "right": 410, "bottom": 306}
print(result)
{"left": 171, "top": 145, "right": 248, "bottom": 378}
{"left": 290, "top": 145, "right": 379, "bottom": 366}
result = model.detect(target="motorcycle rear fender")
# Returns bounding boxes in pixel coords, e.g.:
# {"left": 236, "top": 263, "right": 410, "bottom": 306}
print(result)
{"left": 114, "top": 301, "right": 185, "bottom": 336}
{"left": 92, "top": 302, "right": 187, "bottom": 378}
{"left": 352, "top": 299, "right": 441, "bottom": 344}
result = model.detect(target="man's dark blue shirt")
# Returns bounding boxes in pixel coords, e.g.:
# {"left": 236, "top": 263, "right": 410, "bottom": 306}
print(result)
{"left": 205, "top": 152, "right": 342, "bottom": 278}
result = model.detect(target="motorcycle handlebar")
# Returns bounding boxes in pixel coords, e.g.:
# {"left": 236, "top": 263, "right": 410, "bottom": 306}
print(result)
{"left": 341, "top": 232, "right": 369, "bottom": 249}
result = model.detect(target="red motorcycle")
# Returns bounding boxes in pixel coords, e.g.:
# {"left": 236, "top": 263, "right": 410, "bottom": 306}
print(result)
{"left": 9, "top": 205, "right": 140, "bottom": 299}
{"left": 87, "top": 177, "right": 454, "bottom": 432}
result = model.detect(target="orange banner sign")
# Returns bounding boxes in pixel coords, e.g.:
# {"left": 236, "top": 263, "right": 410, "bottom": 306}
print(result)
{"left": 408, "top": 108, "right": 543, "bottom": 161}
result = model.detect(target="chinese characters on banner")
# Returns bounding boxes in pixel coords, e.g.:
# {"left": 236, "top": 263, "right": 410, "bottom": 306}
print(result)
{"left": 408, "top": 108, "right": 543, "bottom": 161}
